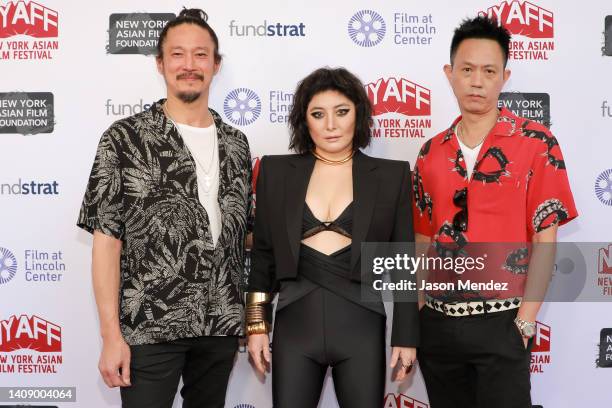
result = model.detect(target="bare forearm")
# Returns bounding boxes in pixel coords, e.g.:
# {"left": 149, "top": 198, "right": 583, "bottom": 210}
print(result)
{"left": 518, "top": 226, "right": 558, "bottom": 322}
{"left": 92, "top": 231, "right": 123, "bottom": 340}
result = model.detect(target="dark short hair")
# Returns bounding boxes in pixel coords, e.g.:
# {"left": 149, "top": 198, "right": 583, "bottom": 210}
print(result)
{"left": 450, "top": 15, "right": 511, "bottom": 67}
{"left": 156, "top": 8, "right": 222, "bottom": 63}
{"left": 288, "top": 67, "right": 372, "bottom": 154}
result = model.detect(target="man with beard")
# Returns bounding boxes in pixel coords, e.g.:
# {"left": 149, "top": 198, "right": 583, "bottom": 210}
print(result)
{"left": 77, "top": 9, "right": 251, "bottom": 407}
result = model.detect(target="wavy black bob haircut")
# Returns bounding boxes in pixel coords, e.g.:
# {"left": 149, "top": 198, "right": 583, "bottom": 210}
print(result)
{"left": 156, "top": 8, "right": 222, "bottom": 64}
{"left": 288, "top": 67, "right": 373, "bottom": 154}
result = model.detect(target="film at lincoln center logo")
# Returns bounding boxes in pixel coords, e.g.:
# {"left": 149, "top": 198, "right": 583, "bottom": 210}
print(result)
{"left": 595, "top": 169, "right": 612, "bottom": 206}
{"left": 223, "top": 88, "right": 261, "bottom": 127}
{"left": 0, "top": 247, "right": 17, "bottom": 285}
{"left": 348, "top": 10, "right": 386, "bottom": 47}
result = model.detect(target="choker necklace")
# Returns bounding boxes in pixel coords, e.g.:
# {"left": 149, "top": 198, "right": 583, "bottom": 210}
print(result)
{"left": 312, "top": 150, "right": 354, "bottom": 165}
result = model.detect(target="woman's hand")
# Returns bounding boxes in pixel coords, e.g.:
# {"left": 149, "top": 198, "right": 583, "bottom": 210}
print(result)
{"left": 247, "top": 333, "right": 271, "bottom": 375}
{"left": 390, "top": 346, "right": 416, "bottom": 382}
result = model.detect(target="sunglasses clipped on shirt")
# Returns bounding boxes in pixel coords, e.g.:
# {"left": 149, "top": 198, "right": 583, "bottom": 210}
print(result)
{"left": 453, "top": 187, "right": 468, "bottom": 232}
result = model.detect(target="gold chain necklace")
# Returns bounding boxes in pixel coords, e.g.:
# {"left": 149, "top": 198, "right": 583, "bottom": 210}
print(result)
{"left": 312, "top": 150, "right": 354, "bottom": 165}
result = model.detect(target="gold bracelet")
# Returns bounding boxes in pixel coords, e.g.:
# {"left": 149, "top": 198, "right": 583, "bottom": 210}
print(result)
{"left": 246, "top": 292, "right": 271, "bottom": 304}
{"left": 245, "top": 292, "right": 271, "bottom": 335}
{"left": 247, "top": 321, "right": 270, "bottom": 336}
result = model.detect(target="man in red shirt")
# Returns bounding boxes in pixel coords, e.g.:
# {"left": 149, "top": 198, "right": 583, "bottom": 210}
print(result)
{"left": 412, "top": 16, "right": 577, "bottom": 408}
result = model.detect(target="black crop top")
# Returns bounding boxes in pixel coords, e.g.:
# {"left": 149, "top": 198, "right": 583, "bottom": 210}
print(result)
{"left": 301, "top": 202, "right": 353, "bottom": 239}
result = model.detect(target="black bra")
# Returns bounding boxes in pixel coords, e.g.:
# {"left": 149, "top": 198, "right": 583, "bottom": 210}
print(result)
{"left": 301, "top": 202, "right": 353, "bottom": 239}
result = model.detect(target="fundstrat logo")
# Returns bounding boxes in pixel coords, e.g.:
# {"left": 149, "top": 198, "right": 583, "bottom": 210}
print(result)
{"left": 479, "top": 1, "right": 554, "bottom": 60}
{"left": 0, "top": 1, "right": 59, "bottom": 60}
{"left": 365, "top": 77, "right": 431, "bottom": 139}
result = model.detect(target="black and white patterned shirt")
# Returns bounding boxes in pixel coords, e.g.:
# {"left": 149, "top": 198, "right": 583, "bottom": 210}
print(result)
{"left": 77, "top": 99, "right": 252, "bottom": 345}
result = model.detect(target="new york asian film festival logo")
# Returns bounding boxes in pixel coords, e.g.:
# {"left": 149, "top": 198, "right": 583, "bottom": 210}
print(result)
{"left": 0, "top": 314, "right": 63, "bottom": 374}
{"left": 383, "top": 393, "right": 428, "bottom": 408}
{"left": 0, "top": 0, "right": 59, "bottom": 60}
{"left": 0, "top": 247, "right": 17, "bottom": 285}
{"left": 530, "top": 321, "right": 551, "bottom": 374}
{"left": 597, "top": 244, "right": 612, "bottom": 297}
{"left": 223, "top": 88, "right": 261, "bottom": 126}
{"left": 595, "top": 169, "right": 612, "bottom": 206}
{"left": 365, "top": 77, "right": 432, "bottom": 139}
{"left": 348, "top": 10, "right": 386, "bottom": 47}
{"left": 480, "top": 1, "right": 554, "bottom": 61}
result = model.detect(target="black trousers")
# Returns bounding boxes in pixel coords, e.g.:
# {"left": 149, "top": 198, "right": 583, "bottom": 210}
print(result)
{"left": 120, "top": 336, "right": 238, "bottom": 408}
{"left": 272, "top": 287, "right": 386, "bottom": 408}
{"left": 418, "top": 307, "right": 533, "bottom": 408}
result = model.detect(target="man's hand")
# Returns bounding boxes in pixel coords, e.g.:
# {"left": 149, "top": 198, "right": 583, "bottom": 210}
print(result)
{"left": 247, "top": 333, "right": 271, "bottom": 375}
{"left": 390, "top": 346, "right": 417, "bottom": 382}
{"left": 99, "top": 335, "right": 131, "bottom": 388}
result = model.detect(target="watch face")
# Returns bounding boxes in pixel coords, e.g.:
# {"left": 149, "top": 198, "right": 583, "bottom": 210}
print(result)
{"left": 523, "top": 324, "right": 537, "bottom": 338}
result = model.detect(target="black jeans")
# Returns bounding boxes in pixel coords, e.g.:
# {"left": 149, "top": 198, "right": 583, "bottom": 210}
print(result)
{"left": 418, "top": 307, "right": 533, "bottom": 408}
{"left": 120, "top": 336, "right": 238, "bottom": 408}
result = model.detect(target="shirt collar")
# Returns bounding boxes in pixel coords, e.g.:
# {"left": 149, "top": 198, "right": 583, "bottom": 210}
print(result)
{"left": 440, "top": 107, "right": 518, "bottom": 144}
{"left": 150, "top": 98, "right": 226, "bottom": 138}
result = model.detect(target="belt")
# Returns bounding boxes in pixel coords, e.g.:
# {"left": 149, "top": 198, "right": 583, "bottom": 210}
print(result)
{"left": 425, "top": 294, "right": 522, "bottom": 317}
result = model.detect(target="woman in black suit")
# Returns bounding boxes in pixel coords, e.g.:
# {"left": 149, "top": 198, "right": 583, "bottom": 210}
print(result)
{"left": 246, "top": 67, "right": 418, "bottom": 408}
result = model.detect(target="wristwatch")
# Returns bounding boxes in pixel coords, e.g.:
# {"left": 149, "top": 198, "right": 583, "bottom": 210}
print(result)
{"left": 514, "top": 317, "right": 536, "bottom": 338}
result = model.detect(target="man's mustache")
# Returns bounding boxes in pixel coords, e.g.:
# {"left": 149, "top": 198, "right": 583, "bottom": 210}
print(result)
{"left": 177, "top": 73, "right": 204, "bottom": 81}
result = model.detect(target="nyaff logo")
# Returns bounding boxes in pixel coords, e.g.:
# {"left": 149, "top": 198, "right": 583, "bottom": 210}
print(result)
{"left": 480, "top": 1, "right": 552, "bottom": 38}
{"left": 384, "top": 393, "right": 428, "bottom": 408}
{"left": 0, "top": 315, "right": 61, "bottom": 352}
{"left": 0, "top": 1, "right": 59, "bottom": 60}
{"left": 530, "top": 321, "right": 551, "bottom": 374}
{"left": 480, "top": 1, "right": 554, "bottom": 60}
{"left": 597, "top": 245, "right": 612, "bottom": 296}
{"left": 0, "top": 1, "right": 58, "bottom": 38}
{"left": 0, "top": 314, "right": 63, "bottom": 374}
{"left": 365, "top": 77, "right": 431, "bottom": 139}
{"left": 366, "top": 78, "right": 430, "bottom": 116}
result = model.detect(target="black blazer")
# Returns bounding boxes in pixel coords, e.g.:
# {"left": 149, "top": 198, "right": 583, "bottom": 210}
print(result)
{"left": 248, "top": 150, "right": 419, "bottom": 346}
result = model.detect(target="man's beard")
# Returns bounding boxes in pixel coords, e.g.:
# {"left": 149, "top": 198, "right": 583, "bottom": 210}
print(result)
{"left": 175, "top": 72, "right": 205, "bottom": 103}
{"left": 176, "top": 91, "right": 201, "bottom": 104}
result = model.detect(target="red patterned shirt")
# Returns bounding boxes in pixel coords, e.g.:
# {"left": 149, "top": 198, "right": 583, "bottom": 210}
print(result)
{"left": 412, "top": 108, "right": 578, "bottom": 301}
